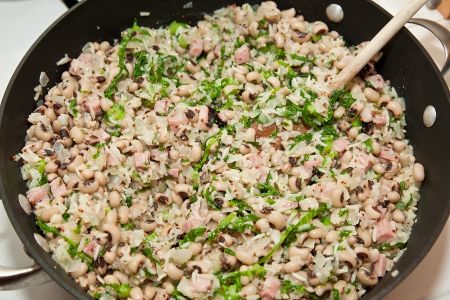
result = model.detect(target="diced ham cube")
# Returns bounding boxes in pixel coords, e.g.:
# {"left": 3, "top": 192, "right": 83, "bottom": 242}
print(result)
{"left": 83, "top": 240, "right": 101, "bottom": 259}
{"left": 373, "top": 113, "right": 386, "bottom": 126}
{"left": 197, "top": 105, "right": 214, "bottom": 131}
{"left": 27, "top": 186, "right": 48, "bottom": 205}
{"left": 260, "top": 276, "right": 280, "bottom": 300}
{"left": 380, "top": 147, "right": 398, "bottom": 162}
{"left": 333, "top": 138, "right": 349, "bottom": 153}
{"left": 168, "top": 112, "right": 188, "bottom": 132}
{"left": 374, "top": 219, "right": 396, "bottom": 243}
{"left": 246, "top": 152, "right": 263, "bottom": 168}
{"left": 150, "top": 149, "right": 168, "bottom": 162}
{"left": 50, "top": 178, "right": 68, "bottom": 198}
{"left": 134, "top": 152, "right": 149, "bottom": 169}
{"left": 154, "top": 99, "right": 169, "bottom": 115}
{"left": 192, "top": 274, "right": 213, "bottom": 293}
{"left": 168, "top": 168, "right": 180, "bottom": 178}
{"left": 374, "top": 254, "right": 387, "bottom": 277}
{"left": 189, "top": 39, "right": 204, "bottom": 57}
{"left": 183, "top": 216, "right": 204, "bottom": 232}
{"left": 365, "top": 74, "right": 384, "bottom": 90}
{"left": 84, "top": 95, "right": 102, "bottom": 116}
{"left": 234, "top": 45, "right": 250, "bottom": 65}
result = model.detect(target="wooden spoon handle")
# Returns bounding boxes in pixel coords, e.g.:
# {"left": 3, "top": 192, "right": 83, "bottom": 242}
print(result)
{"left": 330, "top": 0, "right": 428, "bottom": 90}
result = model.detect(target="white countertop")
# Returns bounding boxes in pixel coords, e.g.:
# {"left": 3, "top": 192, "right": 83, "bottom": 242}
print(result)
{"left": 0, "top": 0, "right": 449, "bottom": 299}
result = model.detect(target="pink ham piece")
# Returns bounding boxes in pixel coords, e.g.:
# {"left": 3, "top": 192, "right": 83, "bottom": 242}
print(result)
{"left": 168, "top": 168, "right": 180, "bottom": 178}
{"left": 189, "top": 39, "right": 204, "bottom": 57}
{"left": 27, "top": 186, "right": 48, "bottom": 205}
{"left": 260, "top": 276, "right": 281, "bottom": 300}
{"left": 373, "top": 113, "right": 386, "bottom": 126}
{"left": 234, "top": 45, "right": 250, "bottom": 65}
{"left": 150, "top": 149, "right": 168, "bottom": 162}
{"left": 84, "top": 94, "right": 102, "bottom": 116}
{"left": 380, "top": 147, "right": 398, "bottom": 162}
{"left": 374, "top": 219, "right": 396, "bottom": 243}
{"left": 246, "top": 152, "right": 263, "bottom": 168}
{"left": 83, "top": 240, "right": 101, "bottom": 260}
{"left": 192, "top": 274, "right": 213, "bottom": 293}
{"left": 168, "top": 111, "right": 188, "bottom": 132}
{"left": 365, "top": 74, "right": 384, "bottom": 90}
{"left": 374, "top": 254, "right": 387, "bottom": 277}
{"left": 134, "top": 152, "right": 149, "bottom": 169}
{"left": 333, "top": 138, "right": 349, "bottom": 153}
{"left": 50, "top": 178, "right": 68, "bottom": 198}
{"left": 197, "top": 105, "right": 212, "bottom": 131}
{"left": 154, "top": 99, "right": 169, "bottom": 115}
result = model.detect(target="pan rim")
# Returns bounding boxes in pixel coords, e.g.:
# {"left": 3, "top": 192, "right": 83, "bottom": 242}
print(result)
{"left": 0, "top": 1, "right": 449, "bottom": 299}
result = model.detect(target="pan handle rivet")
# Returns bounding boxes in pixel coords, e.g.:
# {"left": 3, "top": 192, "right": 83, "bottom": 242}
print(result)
{"left": 326, "top": 4, "right": 344, "bottom": 23}
{"left": 423, "top": 105, "right": 436, "bottom": 127}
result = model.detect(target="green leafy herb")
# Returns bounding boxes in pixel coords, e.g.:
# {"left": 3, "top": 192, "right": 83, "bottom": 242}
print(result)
{"left": 180, "top": 227, "right": 206, "bottom": 244}
{"left": 395, "top": 195, "right": 414, "bottom": 210}
{"left": 259, "top": 209, "right": 317, "bottom": 264}
{"left": 333, "top": 288, "right": 341, "bottom": 300}
{"left": 377, "top": 242, "right": 406, "bottom": 251}
{"left": 121, "top": 222, "right": 135, "bottom": 230}
{"left": 105, "top": 283, "right": 131, "bottom": 298}
{"left": 330, "top": 89, "right": 356, "bottom": 109}
{"left": 169, "top": 21, "right": 188, "bottom": 35}
{"left": 207, "top": 212, "right": 258, "bottom": 242}
{"left": 351, "top": 118, "right": 362, "bottom": 127}
{"left": 399, "top": 181, "right": 407, "bottom": 191}
{"left": 105, "top": 103, "right": 125, "bottom": 123}
{"left": 229, "top": 199, "right": 253, "bottom": 214}
{"left": 256, "top": 182, "right": 280, "bottom": 197}
{"left": 203, "top": 186, "right": 220, "bottom": 210}
{"left": 224, "top": 248, "right": 236, "bottom": 256}
{"left": 62, "top": 211, "right": 70, "bottom": 221}
{"left": 362, "top": 138, "right": 374, "bottom": 153}
{"left": 142, "top": 247, "right": 161, "bottom": 265}
{"left": 36, "top": 159, "right": 48, "bottom": 186}
{"left": 133, "top": 51, "right": 148, "bottom": 78}
{"left": 339, "top": 230, "right": 353, "bottom": 238}
{"left": 289, "top": 132, "right": 313, "bottom": 150}
{"left": 68, "top": 99, "right": 79, "bottom": 118}
{"left": 93, "top": 142, "right": 106, "bottom": 159}
{"left": 311, "top": 34, "right": 323, "bottom": 43}
{"left": 281, "top": 280, "right": 307, "bottom": 296}
{"left": 259, "top": 43, "right": 285, "bottom": 59}
{"left": 194, "top": 131, "right": 222, "bottom": 172}
{"left": 124, "top": 195, "right": 132, "bottom": 207}
{"left": 215, "top": 264, "right": 266, "bottom": 299}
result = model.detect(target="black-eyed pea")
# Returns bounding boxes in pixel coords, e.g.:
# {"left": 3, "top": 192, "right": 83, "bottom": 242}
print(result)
{"left": 364, "top": 87, "right": 380, "bottom": 103}
{"left": 101, "top": 98, "right": 113, "bottom": 111}
{"left": 218, "top": 234, "right": 233, "bottom": 246}
{"left": 105, "top": 210, "right": 118, "bottom": 225}
{"left": 325, "top": 230, "right": 339, "bottom": 243}
{"left": 188, "top": 243, "right": 203, "bottom": 256}
{"left": 140, "top": 221, "right": 157, "bottom": 232}
{"left": 334, "top": 106, "right": 346, "bottom": 119}
{"left": 256, "top": 55, "right": 268, "bottom": 65}
{"left": 35, "top": 122, "right": 53, "bottom": 142}
{"left": 239, "top": 144, "right": 251, "bottom": 155}
{"left": 69, "top": 262, "right": 88, "bottom": 278}
{"left": 364, "top": 205, "right": 381, "bottom": 219}
{"left": 118, "top": 206, "right": 129, "bottom": 224}
{"left": 174, "top": 184, "right": 191, "bottom": 200}
{"left": 166, "top": 263, "right": 184, "bottom": 281}
{"left": 103, "top": 274, "right": 119, "bottom": 285}
{"left": 52, "top": 119, "right": 62, "bottom": 133}
{"left": 241, "top": 90, "right": 256, "bottom": 103}
{"left": 354, "top": 247, "right": 371, "bottom": 261}
{"left": 387, "top": 191, "right": 400, "bottom": 203}
{"left": 245, "top": 71, "right": 261, "bottom": 83}
{"left": 255, "top": 218, "right": 270, "bottom": 233}
{"left": 104, "top": 251, "right": 116, "bottom": 264}
{"left": 267, "top": 76, "right": 280, "bottom": 88}
{"left": 283, "top": 256, "right": 303, "bottom": 273}
{"left": 79, "top": 179, "right": 99, "bottom": 194}
{"left": 81, "top": 169, "right": 94, "bottom": 181}
{"left": 45, "top": 161, "right": 58, "bottom": 174}
{"left": 44, "top": 108, "right": 57, "bottom": 122}
{"left": 309, "top": 227, "right": 326, "bottom": 239}
{"left": 331, "top": 187, "right": 345, "bottom": 208}
{"left": 268, "top": 211, "right": 287, "bottom": 230}
{"left": 236, "top": 250, "right": 257, "bottom": 265}
{"left": 347, "top": 127, "right": 359, "bottom": 140}
{"left": 235, "top": 72, "right": 246, "bottom": 83}
{"left": 191, "top": 143, "right": 202, "bottom": 162}
{"left": 288, "top": 176, "right": 300, "bottom": 193}
{"left": 413, "top": 163, "right": 425, "bottom": 182}
{"left": 113, "top": 271, "right": 129, "bottom": 284}
{"left": 314, "top": 283, "right": 332, "bottom": 297}
{"left": 176, "top": 85, "right": 193, "bottom": 97}
{"left": 108, "top": 191, "right": 121, "bottom": 208}
{"left": 392, "top": 209, "right": 406, "bottom": 223}
{"left": 127, "top": 253, "right": 146, "bottom": 273}
{"left": 95, "top": 171, "right": 108, "bottom": 186}
{"left": 240, "top": 283, "right": 258, "bottom": 297}
{"left": 357, "top": 228, "right": 372, "bottom": 247}
{"left": 372, "top": 163, "right": 385, "bottom": 174}
{"left": 360, "top": 106, "right": 373, "bottom": 123}
{"left": 242, "top": 127, "right": 256, "bottom": 142}
{"left": 356, "top": 268, "right": 378, "bottom": 286}
{"left": 144, "top": 285, "right": 156, "bottom": 300}
{"left": 387, "top": 100, "right": 403, "bottom": 118}
{"left": 103, "top": 223, "right": 121, "bottom": 244}
{"left": 162, "top": 281, "right": 175, "bottom": 294}
{"left": 338, "top": 250, "right": 356, "bottom": 269}
{"left": 393, "top": 140, "right": 406, "bottom": 152}
{"left": 67, "top": 155, "right": 84, "bottom": 172}
{"left": 288, "top": 246, "right": 310, "bottom": 260}
{"left": 372, "top": 140, "right": 381, "bottom": 156}
{"left": 130, "top": 286, "right": 144, "bottom": 300}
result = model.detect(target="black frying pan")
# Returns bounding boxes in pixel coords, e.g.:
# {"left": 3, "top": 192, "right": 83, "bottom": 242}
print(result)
{"left": 0, "top": 0, "right": 449, "bottom": 299}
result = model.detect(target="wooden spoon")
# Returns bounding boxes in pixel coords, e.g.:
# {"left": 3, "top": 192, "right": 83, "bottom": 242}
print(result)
{"left": 330, "top": 0, "right": 429, "bottom": 90}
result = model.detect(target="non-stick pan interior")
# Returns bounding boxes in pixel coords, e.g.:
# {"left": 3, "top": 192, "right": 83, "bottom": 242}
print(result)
{"left": 0, "top": 1, "right": 449, "bottom": 299}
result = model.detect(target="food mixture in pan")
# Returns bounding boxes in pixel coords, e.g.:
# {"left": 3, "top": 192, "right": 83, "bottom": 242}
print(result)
{"left": 17, "top": 2, "right": 426, "bottom": 299}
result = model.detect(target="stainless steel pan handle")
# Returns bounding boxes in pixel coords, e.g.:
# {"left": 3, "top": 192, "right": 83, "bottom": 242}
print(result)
{"left": 409, "top": 18, "right": 450, "bottom": 75}
{"left": 0, "top": 248, "right": 51, "bottom": 290}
